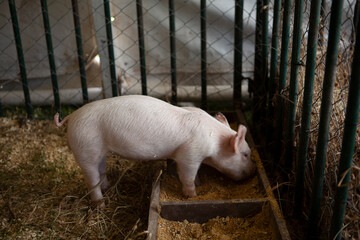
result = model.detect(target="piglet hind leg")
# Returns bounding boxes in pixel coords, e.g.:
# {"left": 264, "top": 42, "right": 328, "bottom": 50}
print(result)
{"left": 99, "top": 156, "right": 109, "bottom": 192}
{"left": 175, "top": 160, "right": 202, "bottom": 198}
{"left": 75, "top": 154, "right": 106, "bottom": 208}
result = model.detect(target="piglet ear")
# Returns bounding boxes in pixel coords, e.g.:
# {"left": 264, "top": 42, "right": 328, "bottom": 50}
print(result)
{"left": 230, "top": 125, "right": 247, "bottom": 154}
{"left": 214, "top": 112, "right": 230, "bottom": 128}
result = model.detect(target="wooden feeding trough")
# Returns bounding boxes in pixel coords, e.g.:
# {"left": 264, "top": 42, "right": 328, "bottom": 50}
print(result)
{"left": 147, "top": 111, "right": 291, "bottom": 240}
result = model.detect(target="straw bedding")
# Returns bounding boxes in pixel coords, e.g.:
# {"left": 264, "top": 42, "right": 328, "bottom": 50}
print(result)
{"left": 0, "top": 118, "right": 161, "bottom": 239}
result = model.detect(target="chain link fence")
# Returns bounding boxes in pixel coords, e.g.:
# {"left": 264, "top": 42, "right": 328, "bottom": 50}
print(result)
{"left": 0, "top": 0, "right": 264, "bottom": 114}
{"left": 279, "top": 0, "right": 359, "bottom": 238}
{"left": 0, "top": 0, "right": 359, "bottom": 239}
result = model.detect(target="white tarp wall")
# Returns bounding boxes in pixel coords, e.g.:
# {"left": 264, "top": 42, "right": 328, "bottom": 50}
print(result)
{"left": 108, "top": 0, "right": 257, "bottom": 99}
{"left": 0, "top": 0, "right": 258, "bottom": 104}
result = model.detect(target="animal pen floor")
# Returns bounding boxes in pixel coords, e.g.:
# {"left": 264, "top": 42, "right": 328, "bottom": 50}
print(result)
{"left": 0, "top": 116, "right": 277, "bottom": 240}
{"left": 3, "top": 112, "right": 359, "bottom": 240}
{"left": 0, "top": 118, "right": 160, "bottom": 239}
{"left": 0, "top": 116, "right": 291, "bottom": 240}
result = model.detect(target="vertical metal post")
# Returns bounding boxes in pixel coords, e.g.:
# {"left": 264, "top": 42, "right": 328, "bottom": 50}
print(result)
{"left": 253, "top": 0, "right": 269, "bottom": 135}
{"left": 40, "top": 0, "right": 61, "bottom": 114}
{"left": 307, "top": 0, "right": 344, "bottom": 238}
{"left": 318, "top": 0, "right": 327, "bottom": 47}
{"left": 268, "top": 0, "right": 281, "bottom": 104}
{"left": 274, "top": 0, "right": 292, "bottom": 162}
{"left": 169, "top": 0, "right": 177, "bottom": 105}
{"left": 294, "top": 0, "right": 322, "bottom": 218}
{"left": 233, "top": 0, "right": 243, "bottom": 107}
{"left": 252, "top": 0, "right": 263, "bottom": 127}
{"left": 103, "top": 0, "right": 118, "bottom": 97}
{"left": 136, "top": 0, "right": 147, "bottom": 96}
{"left": 284, "top": 0, "right": 304, "bottom": 171}
{"left": 201, "top": 0, "right": 207, "bottom": 110}
{"left": 329, "top": 18, "right": 360, "bottom": 240}
{"left": 8, "top": 0, "right": 33, "bottom": 118}
{"left": 72, "top": 0, "right": 89, "bottom": 103}
{"left": 0, "top": 99, "right": 3, "bottom": 117}
{"left": 261, "top": 0, "right": 269, "bottom": 119}
{"left": 266, "top": 0, "right": 281, "bottom": 143}
{"left": 261, "top": 0, "right": 269, "bottom": 96}
{"left": 353, "top": 0, "right": 360, "bottom": 40}
{"left": 91, "top": 0, "right": 112, "bottom": 98}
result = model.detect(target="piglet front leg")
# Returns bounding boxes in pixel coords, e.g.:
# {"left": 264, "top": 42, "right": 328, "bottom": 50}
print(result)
{"left": 175, "top": 157, "right": 202, "bottom": 198}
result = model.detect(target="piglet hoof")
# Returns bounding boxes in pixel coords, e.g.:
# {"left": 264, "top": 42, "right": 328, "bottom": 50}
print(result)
{"left": 91, "top": 198, "right": 105, "bottom": 209}
{"left": 183, "top": 188, "right": 197, "bottom": 198}
{"left": 195, "top": 175, "right": 201, "bottom": 186}
{"left": 101, "top": 183, "right": 109, "bottom": 193}
{"left": 100, "top": 177, "right": 109, "bottom": 192}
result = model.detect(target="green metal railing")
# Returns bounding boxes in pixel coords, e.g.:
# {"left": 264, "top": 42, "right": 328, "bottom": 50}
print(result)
{"left": 200, "top": 0, "right": 207, "bottom": 110}
{"left": 136, "top": 0, "right": 147, "bottom": 96}
{"left": 233, "top": 0, "right": 243, "bottom": 107}
{"left": 252, "top": 0, "right": 269, "bottom": 130}
{"left": 283, "top": 0, "right": 304, "bottom": 171}
{"left": 266, "top": 0, "right": 281, "bottom": 142}
{"left": 294, "top": 0, "right": 323, "bottom": 218}
{"left": 71, "top": 0, "right": 89, "bottom": 104}
{"left": 274, "top": 0, "right": 292, "bottom": 162}
{"left": 8, "top": 0, "right": 33, "bottom": 118}
{"left": 329, "top": 15, "right": 360, "bottom": 239}
{"left": 104, "top": 0, "right": 118, "bottom": 97}
{"left": 40, "top": 0, "right": 61, "bottom": 115}
{"left": 168, "top": 0, "right": 177, "bottom": 105}
{"left": 307, "top": 0, "right": 345, "bottom": 238}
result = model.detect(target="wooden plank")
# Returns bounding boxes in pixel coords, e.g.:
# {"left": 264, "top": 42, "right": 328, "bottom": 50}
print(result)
{"left": 160, "top": 199, "right": 266, "bottom": 224}
{"left": 147, "top": 170, "right": 162, "bottom": 240}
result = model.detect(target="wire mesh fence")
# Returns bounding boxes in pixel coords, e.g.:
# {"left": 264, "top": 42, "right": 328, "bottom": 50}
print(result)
{"left": 275, "top": 0, "right": 360, "bottom": 238}
{"left": 0, "top": 0, "right": 359, "bottom": 239}
{"left": 0, "top": 0, "right": 264, "bottom": 116}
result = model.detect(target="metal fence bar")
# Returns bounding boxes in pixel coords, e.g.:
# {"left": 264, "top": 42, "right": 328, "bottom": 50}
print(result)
{"left": 293, "top": 0, "right": 322, "bottom": 218}
{"left": 307, "top": 0, "right": 345, "bottom": 238}
{"left": 201, "top": 0, "right": 207, "bottom": 110}
{"left": 274, "top": 0, "right": 292, "bottom": 161}
{"left": 333, "top": 41, "right": 360, "bottom": 240}
{"left": 318, "top": 0, "right": 327, "bottom": 47}
{"left": 136, "top": 0, "right": 147, "bottom": 96}
{"left": 268, "top": 0, "right": 280, "bottom": 104}
{"left": 260, "top": 0, "right": 269, "bottom": 121}
{"left": 252, "top": 0, "right": 263, "bottom": 128}
{"left": 233, "top": 0, "right": 243, "bottom": 107}
{"left": 261, "top": 0, "right": 269, "bottom": 94}
{"left": 40, "top": 0, "right": 61, "bottom": 115}
{"left": 253, "top": 0, "right": 269, "bottom": 125}
{"left": 168, "top": 0, "right": 177, "bottom": 105}
{"left": 266, "top": 0, "right": 281, "bottom": 144}
{"left": 72, "top": 0, "right": 89, "bottom": 103}
{"left": 103, "top": 0, "right": 118, "bottom": 97}
{"left": 0, "top": 97, "right": 3, "bottom": 117}
{"left": 353, "top": 0, "right": 359, "bottom": 40}
{"left": 284, "top": 0, "right": 304, "bottom": 171}
{"left": 329, "top": 18, "right": 360, "bottom": 240}
{"left": 8, "top": 0, "right": 33, "bottom": 118}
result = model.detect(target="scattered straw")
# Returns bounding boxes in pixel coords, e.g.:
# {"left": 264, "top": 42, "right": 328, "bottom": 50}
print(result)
{"left": 0, "top": 118, "right": 161, "bottom": 239}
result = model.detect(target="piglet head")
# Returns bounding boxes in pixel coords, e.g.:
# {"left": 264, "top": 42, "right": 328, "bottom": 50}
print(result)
{"left": 206, "top": 125, "right": 256, "bottom": 181}
{"left": 228, "top": 125, "right": 255, "bottom": 180}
